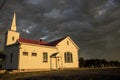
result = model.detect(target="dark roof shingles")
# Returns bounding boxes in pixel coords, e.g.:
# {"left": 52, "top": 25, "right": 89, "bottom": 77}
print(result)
{"left": 47, "top": 36, "right": 67, "bottom": 46}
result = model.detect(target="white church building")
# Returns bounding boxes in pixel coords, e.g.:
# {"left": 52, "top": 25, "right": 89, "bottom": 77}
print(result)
{"left": 2, "top": 13, "right": 79, "bottom": 71}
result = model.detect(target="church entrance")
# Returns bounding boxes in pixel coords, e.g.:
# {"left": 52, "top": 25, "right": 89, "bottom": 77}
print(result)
{"left": 50, "top": 53, "right": 62, "bottom": 70}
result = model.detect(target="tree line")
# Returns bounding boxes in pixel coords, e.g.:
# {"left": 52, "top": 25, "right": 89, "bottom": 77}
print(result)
{"left": 79, "top": 57, "right": 120, "bottom": 68}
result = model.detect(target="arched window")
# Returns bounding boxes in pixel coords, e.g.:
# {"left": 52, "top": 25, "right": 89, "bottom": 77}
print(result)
{"left": 67, "top": 41, "right": 69, "bottom": 45}
{"left": 64, "top": 52, "right": 73, "bottom": 63}
{"left": 12, "top": 36, "right": 15, "bottom": 41}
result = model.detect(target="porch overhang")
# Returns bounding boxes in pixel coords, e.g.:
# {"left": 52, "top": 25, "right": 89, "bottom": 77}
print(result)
{"left": 50, "top": 52, "right": 62, "bottom": 58}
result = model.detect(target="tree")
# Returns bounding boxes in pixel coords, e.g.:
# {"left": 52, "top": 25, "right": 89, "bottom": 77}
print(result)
{"left": 0, "top": 51, "right": 3, "bottom": 54}
{"left": 109, "top": 61, "right": 120, "bottom": 67}
{"left": 79, "top": 57, "right": 85, "bottom": 68}
{"left": 78, "top": 57, "right": 120, "bottom": 68}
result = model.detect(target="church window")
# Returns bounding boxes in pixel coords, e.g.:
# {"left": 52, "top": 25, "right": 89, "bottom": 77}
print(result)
{"left": 23, "top": 52, "right": 28, "bottom": 56}
{"left": 67, "top": 41, "right": 69, "bottom": 45}
{"left": 43, "top": 52, "right": 48, "bottom": 62}
{"left": 64, "top": 52, "right": 73, "bottom": 63}
{"left": 12, "top": 36, "right": 15, "bottom": 41}
{"left": 64, "top": 53, "right": 67, "bottom": 62}
{"left": 70, "top": 53, "right": 73, "bottom": 62}
{"left": 32, "top": 53, "right": 37, "bottom": 56}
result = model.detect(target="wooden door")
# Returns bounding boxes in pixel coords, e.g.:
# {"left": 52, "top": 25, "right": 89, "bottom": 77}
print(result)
{"left": 56, "top": 57, "right": 62, "bottom": 70}
{"left": 51, "top": 58, "right": 57, "bottom": 70}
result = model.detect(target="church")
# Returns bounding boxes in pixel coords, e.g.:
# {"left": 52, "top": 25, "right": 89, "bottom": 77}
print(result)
{"left": 2, "top": 13, "right": 79, "bottom": 71}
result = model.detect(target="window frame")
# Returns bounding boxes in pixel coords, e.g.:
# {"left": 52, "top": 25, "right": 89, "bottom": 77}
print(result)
{"left": 12, "top": 36, "right": 15, "bottom": 41}
{"left": 43, "top": 52, "right": 48, "bottom": 62}
{"left": 23, "top": 52, "right": 28, "bottom": 56}
{"left": 64, "top": 52, "right": 73, "bottom": 63}
{"left": 67, "top": 41, "right": 69, "bottom": 45}
{"left": 31, "top": 52, "right": 37, "bottom": 56}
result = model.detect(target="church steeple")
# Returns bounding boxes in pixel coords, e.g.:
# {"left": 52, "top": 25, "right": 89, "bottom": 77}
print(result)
{"left": 5, "top": 12, "right": 20, "bottom": 46}
{"left": 10, "top": 12, "right": 16, "bottom": 31}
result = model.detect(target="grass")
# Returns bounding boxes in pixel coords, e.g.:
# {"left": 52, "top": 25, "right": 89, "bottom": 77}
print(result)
{"left": 0, "top": 67, "right": 120, "bottom": 80}
{"left": 0, "top": 71, "right": 51, "bottom": 80}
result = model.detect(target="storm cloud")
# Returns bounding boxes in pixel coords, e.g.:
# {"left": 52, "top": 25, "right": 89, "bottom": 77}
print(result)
{"left": 0, "top": 0, "right": 120, "bottom": 61}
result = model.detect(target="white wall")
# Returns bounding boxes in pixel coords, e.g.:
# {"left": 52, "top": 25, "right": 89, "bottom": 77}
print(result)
{"left": 56, "top": 37, "right": 79, "bottom": 69}
{"left": 18, "top": 43, "right": 58, "bottom": 70}
{"left": 6, "top": 30, "right": 20, "bottom": 46}
{"left": 2, "top": 37, "right": 79, "bottom": 70}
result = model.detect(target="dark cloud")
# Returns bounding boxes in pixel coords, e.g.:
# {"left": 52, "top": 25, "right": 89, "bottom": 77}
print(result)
{"left": 0, "top": 0, "right": 120, "bottom": 61}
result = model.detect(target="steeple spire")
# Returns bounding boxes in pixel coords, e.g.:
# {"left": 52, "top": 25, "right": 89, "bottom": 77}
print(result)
{"left": 10, "top": 12, "right": 16, "bottom": 31}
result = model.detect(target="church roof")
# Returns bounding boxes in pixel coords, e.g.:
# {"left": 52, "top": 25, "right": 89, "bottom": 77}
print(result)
{"left": 18, "top": 36, "right": 67, "bottom": 46}
{"left": 18, "top": 38, "right": 48, "bottom": 45}
{"left": 47, "top": 36, "right": 67, "bottom": 46}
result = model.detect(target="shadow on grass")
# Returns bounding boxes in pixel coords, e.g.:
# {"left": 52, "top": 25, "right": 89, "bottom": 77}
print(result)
{"left": 1, "top": 68, "right": 120, "bottom": 80}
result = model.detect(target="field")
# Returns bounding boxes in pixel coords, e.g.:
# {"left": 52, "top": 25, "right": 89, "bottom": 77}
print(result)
{"left": 0, "top": 68, "right": 120, "bottom": 80}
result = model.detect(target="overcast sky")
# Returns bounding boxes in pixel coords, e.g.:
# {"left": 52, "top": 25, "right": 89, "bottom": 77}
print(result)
{"left": 0, "top": 0, "right": 120, "bottom": 61}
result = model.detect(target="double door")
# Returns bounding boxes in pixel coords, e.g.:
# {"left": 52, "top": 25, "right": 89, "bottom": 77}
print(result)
{"left": 51, "top": 57, "right": 62, "bottom": 70}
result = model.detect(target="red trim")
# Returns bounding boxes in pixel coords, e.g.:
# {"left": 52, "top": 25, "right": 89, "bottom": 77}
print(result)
{"left": 18, "top": 36, "right": 67, "bottom": 46}
{"left": 18, "top": 38, "right": 48, "bottom": 45}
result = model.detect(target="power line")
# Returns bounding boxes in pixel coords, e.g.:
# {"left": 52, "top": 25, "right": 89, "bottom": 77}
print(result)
{"left": 0, "top": 0, "right": 7, "bottom": 9}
